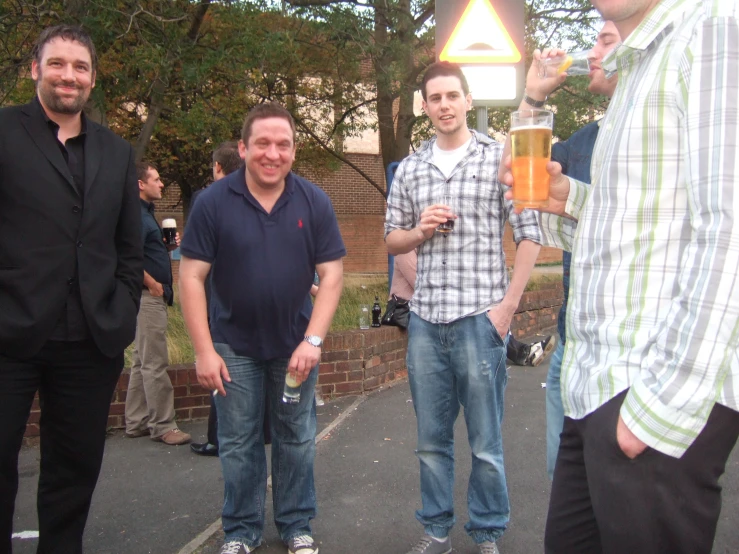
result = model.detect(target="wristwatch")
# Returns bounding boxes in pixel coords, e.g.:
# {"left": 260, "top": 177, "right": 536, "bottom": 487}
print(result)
{"left": 304, "top": 335, "right": 323, "bottom": 348}
{"left": 523, "top": 91, "right": 547, "bottom": 108}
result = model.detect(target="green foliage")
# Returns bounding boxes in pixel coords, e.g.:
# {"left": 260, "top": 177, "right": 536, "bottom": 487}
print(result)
{"left": 330, "top": 275, "right": 388, "bottom": 332}
{"left": 124, "top": 295, "right": 194, "bottom": 367}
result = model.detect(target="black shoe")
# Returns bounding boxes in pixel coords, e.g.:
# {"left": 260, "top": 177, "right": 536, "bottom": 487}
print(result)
{"left": 190, "top": 442, "right": 219, "bottom": 456}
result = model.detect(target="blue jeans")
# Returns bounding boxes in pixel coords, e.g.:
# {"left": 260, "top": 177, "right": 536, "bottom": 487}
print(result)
{"left": 546, "top": 341, "right": 565, "bottom": 480}
{"left": 213, "top": 343, "right": 318, "bottom": 548}
{"left": 407, "top": 312, "right": 510, "bottom": 544}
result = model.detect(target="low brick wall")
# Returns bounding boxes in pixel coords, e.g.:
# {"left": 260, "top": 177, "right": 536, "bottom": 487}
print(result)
{"left": 24, "top": 285, "right": 562, "bottom": 437}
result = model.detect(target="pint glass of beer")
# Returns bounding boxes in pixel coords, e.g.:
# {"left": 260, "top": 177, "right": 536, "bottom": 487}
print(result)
{"left": 162, "top": 218, "right": 177, "bottom": 246}
{"left": 510, "top": 109, "right": 554, "bottom": 209}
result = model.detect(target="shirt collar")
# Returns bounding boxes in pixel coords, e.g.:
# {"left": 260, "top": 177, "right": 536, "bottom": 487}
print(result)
{"left": 602, "top": 0, "right": 696, "bottom": 74}
{"left": 34, "top": 95, "right": 88, "bottom": 137}
{"left": 417, "top": 130, "right": 493, "bottom": 162}
{"left": 139, "top": 198, "right": 155, "bottom": 212}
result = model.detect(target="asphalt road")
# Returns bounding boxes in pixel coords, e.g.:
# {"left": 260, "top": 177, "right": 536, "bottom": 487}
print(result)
{"left": 13, "top": 360, "right": 739, "bottom": 554}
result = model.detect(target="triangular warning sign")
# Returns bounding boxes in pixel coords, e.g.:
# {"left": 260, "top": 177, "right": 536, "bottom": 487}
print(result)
{"left": 439, "top": 0, "right": 521, "bottom": 64}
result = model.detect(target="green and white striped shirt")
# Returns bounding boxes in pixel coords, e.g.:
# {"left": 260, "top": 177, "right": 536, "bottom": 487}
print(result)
{"left": 540, "top": 0, "right": 739, "bottom": 457}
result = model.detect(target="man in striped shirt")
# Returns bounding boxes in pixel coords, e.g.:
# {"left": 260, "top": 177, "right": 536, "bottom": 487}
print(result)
{"left": 503, "top": 0, "right": 739, "bottom": 552}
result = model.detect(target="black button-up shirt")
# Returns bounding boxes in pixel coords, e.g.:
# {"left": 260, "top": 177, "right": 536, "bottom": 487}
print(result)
{"left": 140, "top": 199, "right": 174, "bottom": 305}
{"left": 35, "top": 97, "right": 90, "bottom": 341}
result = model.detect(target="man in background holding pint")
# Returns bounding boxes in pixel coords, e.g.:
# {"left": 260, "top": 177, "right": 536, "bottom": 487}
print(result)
{"left": 502, "top": 0, "right": 739, "bottom": 551}
{"left": 125, "top": 161, "right": 191, "bottom": 446}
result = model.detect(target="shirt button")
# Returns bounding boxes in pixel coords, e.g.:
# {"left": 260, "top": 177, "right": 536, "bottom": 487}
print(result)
{"left": 67, "top": 278, "right": 74, "bottom": 285}
{"left": 76, "top": 241, "right": 82, "bottom": 247}
{"left": 72, "top": 206, "right": 80, "bottom": 213}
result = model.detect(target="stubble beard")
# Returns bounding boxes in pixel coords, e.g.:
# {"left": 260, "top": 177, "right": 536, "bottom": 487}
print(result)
{"left": 36, "top": 70, "right": 89, "bottom": 116}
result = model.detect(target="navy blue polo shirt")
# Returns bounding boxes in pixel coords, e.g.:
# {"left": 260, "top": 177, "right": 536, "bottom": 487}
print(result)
{"left": 180, "top": 168, "right": 346, "bottom": 360}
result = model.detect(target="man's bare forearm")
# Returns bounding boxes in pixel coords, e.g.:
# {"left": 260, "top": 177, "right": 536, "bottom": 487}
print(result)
{"left": 386, "top": 228, "right": 426, "bottom": 255}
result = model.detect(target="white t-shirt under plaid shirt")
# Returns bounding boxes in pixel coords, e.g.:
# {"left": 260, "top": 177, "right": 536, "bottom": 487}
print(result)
{"left": 539, "top": 0, "right": 739, "bottom": 457}
{"left": 384, "top": 130, "right": 541, "bottom": 324}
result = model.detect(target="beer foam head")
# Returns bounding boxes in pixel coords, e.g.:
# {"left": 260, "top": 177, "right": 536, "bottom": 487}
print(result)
{"left": 511, "top": 124, "right": 552, "bottom": 131}
{"left": 162, "top": 218, "right": 177, "bottom": 229}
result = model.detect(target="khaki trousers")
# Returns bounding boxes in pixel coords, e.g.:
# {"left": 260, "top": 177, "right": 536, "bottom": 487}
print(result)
{"left": 125, "top": 290, "right": 176, "bottom": 438}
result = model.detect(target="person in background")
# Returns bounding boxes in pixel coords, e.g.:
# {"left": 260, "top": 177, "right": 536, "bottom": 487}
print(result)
{"left": 501, "top": 20, "right": 621, "bottom": 479}
{"left": 125, "top": 161, "right": 191, "bottom": 446}
{"left": 190, "top": 141, "right": 244, "bottom": 457}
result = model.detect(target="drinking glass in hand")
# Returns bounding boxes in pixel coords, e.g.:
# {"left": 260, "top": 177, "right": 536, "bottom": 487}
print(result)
{"left": 162, "top": 218, "right": 177, "bottom": 246}
{"left": 510, "top": 110, "right": 554, "bottom": 209}
{"left": 283, "top": 371, "right": 301, "bottom": 404}
{"left": 537, "top": 51, "right": 590, "bottom": 78}
{"left": 437, "top": 195, "right": 455, "bottom": 234}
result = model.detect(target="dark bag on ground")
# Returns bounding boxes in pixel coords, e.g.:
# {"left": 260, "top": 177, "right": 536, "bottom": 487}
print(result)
{"left": 381, "top": 294, "right": 410, "bottom": 329}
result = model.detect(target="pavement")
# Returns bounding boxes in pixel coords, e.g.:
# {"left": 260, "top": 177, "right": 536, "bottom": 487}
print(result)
{"left": 13, "top": 354, "right": 739, "bottom": 554}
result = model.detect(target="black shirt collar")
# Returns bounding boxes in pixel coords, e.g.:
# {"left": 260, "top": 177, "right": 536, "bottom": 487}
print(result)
{"left": 34, "top": 96, "right": 88, "bottom": 137}
{"left": 139, "top": 198, "right": 156, "bottom": 212}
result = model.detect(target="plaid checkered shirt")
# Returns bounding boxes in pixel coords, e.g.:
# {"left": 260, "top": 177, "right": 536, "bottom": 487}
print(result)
{"left": 539, "top": 0, "right": 739, "bottom": 457}
{"left": 385, "top": 130, "right": 542, "bottom": 324}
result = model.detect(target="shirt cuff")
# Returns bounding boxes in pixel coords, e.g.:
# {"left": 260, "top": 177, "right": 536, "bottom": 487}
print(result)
{"left": 620, "top": 379, "right": 709, "bottom": 458}
{"left": 539, "top": 213, "right": 575, "bottom": 251}
{"left": 565, "top": 176, "right": 589, "bottom": 222}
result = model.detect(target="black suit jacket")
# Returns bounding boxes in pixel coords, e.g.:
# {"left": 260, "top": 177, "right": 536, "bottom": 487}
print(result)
{"left": 0, "top": 99, "right": 143, "bottom": 359}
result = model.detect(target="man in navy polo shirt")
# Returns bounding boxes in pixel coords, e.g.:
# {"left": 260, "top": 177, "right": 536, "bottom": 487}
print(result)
{"left": 180, "top": 102, "right": 345, "bottom": 554}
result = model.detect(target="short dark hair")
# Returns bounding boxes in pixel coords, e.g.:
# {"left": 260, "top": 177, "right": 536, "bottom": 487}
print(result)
{"left": 241, "top": 102, "right": 296, "bottom": 145}
{"left": 420, "top": 61, "right": 469, "bottom": 101}
{"left": 136, "top": 161, "right": 156, "bottom": 182}
{"left": 32, "top": 25, "right": 97, "bottom": 74}
{"left": 212, "top": 141, "right": 241, "bottom": 175}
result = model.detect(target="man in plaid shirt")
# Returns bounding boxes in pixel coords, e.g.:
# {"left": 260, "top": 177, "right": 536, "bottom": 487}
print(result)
{"left": 385, "top": 61, "right": 541, "bottom": 554}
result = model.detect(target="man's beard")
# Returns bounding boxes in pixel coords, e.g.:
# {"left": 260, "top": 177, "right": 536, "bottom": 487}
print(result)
{"left": 36, "top": 70, "right": 89, "bottom": 115}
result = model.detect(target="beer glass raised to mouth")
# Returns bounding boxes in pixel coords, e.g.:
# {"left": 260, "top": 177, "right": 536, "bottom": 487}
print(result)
{"left": 510, "top": 109, "right": 554, "bottom": 209}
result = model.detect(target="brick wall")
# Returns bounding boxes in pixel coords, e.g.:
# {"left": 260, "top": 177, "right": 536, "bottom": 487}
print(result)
{"left": 23, "top": 285, "right": 563, "bottom": 438}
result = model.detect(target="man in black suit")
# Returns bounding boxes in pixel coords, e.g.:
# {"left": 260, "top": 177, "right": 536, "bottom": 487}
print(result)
{"left": 0, "top": 25, "right": 142, "bottom": 554}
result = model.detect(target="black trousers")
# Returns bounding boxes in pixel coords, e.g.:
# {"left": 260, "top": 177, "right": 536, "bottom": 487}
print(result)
{"left": 0, "top": 340, "right": 123, "bottom": 554}
{"left": 546, "top": 390, "right": 739, "bottom": 554}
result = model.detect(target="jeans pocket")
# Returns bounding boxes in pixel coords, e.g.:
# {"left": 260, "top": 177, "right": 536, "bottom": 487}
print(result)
{"left": 482, "top": 312, "right": 506, "bottom": 346}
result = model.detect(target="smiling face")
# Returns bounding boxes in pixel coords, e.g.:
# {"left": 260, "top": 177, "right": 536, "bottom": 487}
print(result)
{"left": 421, "top": 75, "right": 473, "bottom": 148}
{"left": 239, "top": 117, "right": 296, "bottom": 192}
{"left": 587, "top": 21, "right": 621, "bottom": 98}
{"left": 31, "top": 37, "right": 95, "bottom": 116}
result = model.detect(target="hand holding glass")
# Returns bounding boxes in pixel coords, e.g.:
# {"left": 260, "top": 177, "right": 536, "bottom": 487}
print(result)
{"left": 437, "top": 195, "right": 455, "bottom": 234}
{"left": 283, "top": 370, "right": 302, "bottom": 404}
{"left": 510, "top": 109, "right": 554, "bottom": 209}
{"left": 537, "top": 50, "right": 590, "bottom": 78}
